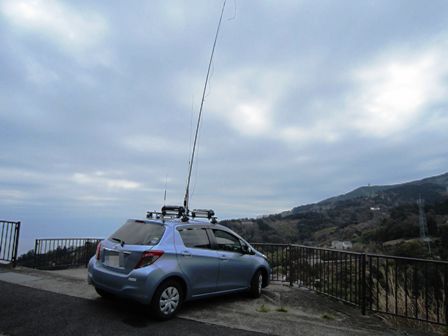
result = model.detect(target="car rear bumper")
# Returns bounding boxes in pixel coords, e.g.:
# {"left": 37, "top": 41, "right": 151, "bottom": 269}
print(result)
{"left": 87, "top": 258, "right": 160, "bottom": 304}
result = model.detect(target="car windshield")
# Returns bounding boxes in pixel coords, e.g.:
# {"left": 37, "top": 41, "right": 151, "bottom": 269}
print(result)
{"left": 108, "top": 220, "right": 165, "bottom": 246}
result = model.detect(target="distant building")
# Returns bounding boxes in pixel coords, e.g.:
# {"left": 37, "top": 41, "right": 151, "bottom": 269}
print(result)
{"left": 331, "top": 241, "right": 353, "bottom": 250}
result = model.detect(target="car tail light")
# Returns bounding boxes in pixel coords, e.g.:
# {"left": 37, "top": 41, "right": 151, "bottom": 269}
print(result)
{"left": 135, "top": 250, "right": 164, "bottom": 269}
{"left": 96, "top": 243, "right": 102, "bottom": 260}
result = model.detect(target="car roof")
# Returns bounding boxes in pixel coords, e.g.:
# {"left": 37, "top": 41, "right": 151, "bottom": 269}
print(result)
{"left": 127, "top": 218, "right": 248, "bottom": 243}
{"left": 129, "top": 217, "right": 228, "bottom": 230}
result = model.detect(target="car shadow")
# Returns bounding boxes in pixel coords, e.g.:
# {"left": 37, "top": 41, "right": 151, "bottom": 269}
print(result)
{"left": 182, "top": 292, "right": 253, "bottom": 311}
{"left": 89, "top": 291, "right": 253, "bottom": 325}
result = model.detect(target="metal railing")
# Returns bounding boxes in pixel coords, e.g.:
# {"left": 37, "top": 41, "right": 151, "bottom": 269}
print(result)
{"left": 252, "top": 243, "right": 448, "bottom": 326}
{"left": 0, "top": 220, "right": 21, "bottom": 267}
{"left": 34, "top": 238, "right": 102, "bottom": 269}
{"left": 367, "top": 254, "right": 448, "bottom": 325}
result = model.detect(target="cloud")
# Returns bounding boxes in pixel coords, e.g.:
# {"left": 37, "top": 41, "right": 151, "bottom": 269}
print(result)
{"left": 279, "top": 124, "right": 340, "bottom": 144}
{"left": 24, "top": 57, "right": 59, "bottom": 85}
{"left": 121, "top": 135, "right": 185, "bottom": 154}
{"left": 1, "top": 0, "right": 107, "bottom": 59}
{"left": 72, "top": 172, "right": 141, "bottom": 190}
{"left": 349, "top": 47, "right": 448, "bottom": 137}
{"left": 177, "top": 38, "right": 448, "bottom": 154}
{"left": 178, "top": 67, "right": 293, "bottom": 137}
{"left": 0, "top": 189, "right": 27, "bottom": 203}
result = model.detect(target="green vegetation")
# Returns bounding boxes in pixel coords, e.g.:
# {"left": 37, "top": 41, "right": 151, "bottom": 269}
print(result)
{"left": 276, "top": 307, "right": 288, "bottom": 313}
{"left": 18, "top": 242, "right": 97, "bottom": 269}
{"left": 256, "top": 304, "right": 270, "bottom": 313}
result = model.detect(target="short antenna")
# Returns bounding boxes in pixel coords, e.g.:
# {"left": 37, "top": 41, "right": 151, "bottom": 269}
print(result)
{"left": 163, "top": 175, "right": 168, "bottom": 206}
{"left": 183, "top": 0, "right": 227, "bottom": 213}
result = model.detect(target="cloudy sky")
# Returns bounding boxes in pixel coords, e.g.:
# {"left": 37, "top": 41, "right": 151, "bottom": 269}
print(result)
{"left": 1, "top": 0, "right": 448, "bottom": 253}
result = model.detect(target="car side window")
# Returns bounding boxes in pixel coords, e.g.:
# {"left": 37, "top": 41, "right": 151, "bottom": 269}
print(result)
{"left": 179, "top": 228, "right": 211, "bottom": 249}
{"left": 213, "top": 230, "right": 242, "bottom": 253}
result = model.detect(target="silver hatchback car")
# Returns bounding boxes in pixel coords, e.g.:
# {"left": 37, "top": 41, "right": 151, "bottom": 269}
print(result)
{"left": 88, "top": 215, "right": 271, "bottom": 319}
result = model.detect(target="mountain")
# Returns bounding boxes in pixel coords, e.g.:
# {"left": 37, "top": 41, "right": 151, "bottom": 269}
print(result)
{"left": 291, "top": 171, "right": 448, "bottom": 214}
{"left": 221, "top": 171, "right": 448, "bottom": 259}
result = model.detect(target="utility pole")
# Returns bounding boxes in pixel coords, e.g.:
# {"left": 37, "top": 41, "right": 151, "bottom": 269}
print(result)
{"left": 416, "top": 196, "right": 431, "bottom": 255}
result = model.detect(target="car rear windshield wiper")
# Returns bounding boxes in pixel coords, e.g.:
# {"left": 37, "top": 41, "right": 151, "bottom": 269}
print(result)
{"left": 111, "top": 237, "right": 125, "bottom": 246}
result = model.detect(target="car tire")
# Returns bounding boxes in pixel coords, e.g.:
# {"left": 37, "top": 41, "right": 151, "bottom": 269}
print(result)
{"left": 95, "top": 287, "right": 113, "bottom": 299}
{"left": 249, "top": 269, "right": 263, "bottom": 298}
{"left": 151, "top": 280, "right": 183, "bottom": 320}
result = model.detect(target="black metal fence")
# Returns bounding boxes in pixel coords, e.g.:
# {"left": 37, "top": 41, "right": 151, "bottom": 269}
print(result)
{"left": 252, "top": 243, "right": 448, "bottom": 326}
{"left": 0, "top": 220, "right": 21, "bottom": 267}
{"left": 34, "top": 238, "right": 102, "bottom": 269}
{"left": 367, "top": 254, "right": 448, "bottom": 325}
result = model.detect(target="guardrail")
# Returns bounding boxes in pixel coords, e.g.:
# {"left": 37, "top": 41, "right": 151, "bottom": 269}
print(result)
{"left": 367, "top": 254, "right": 448, "bottom": 325}
{"left": 0, "top": 220, "right": 21, "bottom": 267}
{"left": 252, "top": 243, "right": 448, "bottom": 326}
{"left": 34, "top": 238, "right": 102, "bottom": 269}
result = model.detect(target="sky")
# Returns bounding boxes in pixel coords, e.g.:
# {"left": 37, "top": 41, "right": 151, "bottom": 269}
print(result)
{"left": 1, "top": 0, "right": 448, "bottom": 254}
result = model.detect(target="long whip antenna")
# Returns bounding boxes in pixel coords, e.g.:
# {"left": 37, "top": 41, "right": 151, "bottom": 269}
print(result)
{"left": 183, "top": 0, "right": 227, "bottom": 212}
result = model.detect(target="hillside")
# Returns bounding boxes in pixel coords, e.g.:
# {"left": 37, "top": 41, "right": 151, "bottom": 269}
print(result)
{"left": 222, "top": 172, "right": 448, "bottom": 259}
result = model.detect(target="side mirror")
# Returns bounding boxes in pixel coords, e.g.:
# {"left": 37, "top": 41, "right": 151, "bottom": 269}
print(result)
{"left": 242, "top": 244, "right": 255, "bottom": 255}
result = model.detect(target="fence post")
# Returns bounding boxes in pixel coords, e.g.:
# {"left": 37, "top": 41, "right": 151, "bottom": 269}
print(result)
{"left": 12, "top": 221, "right": 21, "bottom": 268}
{"left": 444, "top": 264, "right": 448, "bottom": 325}
{"left": 33, "top": 240, "right": 38, "bottom": 269}
{"left": 84, "top": 241, "right": 91, "bottom": 267}
{"left": 361, "top": 253, "right": 367, "bottom": 315}
{"left": 289, "top": 244, "right": 293, "bottom": 287}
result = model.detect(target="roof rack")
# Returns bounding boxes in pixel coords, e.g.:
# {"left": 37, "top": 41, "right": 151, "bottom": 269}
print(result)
{"left": 146, "top": 211, "right": 163, "bottom": 219}
{"left": 146, "top": 206, "right": 218, "bottom": 224}
{"left": 161, "top": 205, "right": 186, "bottom": 219}
{"left": 191, "top": 209, "right": 215, "bottom": 219}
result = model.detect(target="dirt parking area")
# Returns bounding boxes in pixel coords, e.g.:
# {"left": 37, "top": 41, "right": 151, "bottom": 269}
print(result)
{"left": 0, "top": 266, "right": 440, "bottom": 336}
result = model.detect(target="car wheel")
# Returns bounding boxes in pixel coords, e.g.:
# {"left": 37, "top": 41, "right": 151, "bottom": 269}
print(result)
{"left": 151, "top": 280, "right": 183, "bottom": 320}
{"left": 95, "top": 287, "right": 113, "bottom": 299}
{"left": 249, "top": 270, "right": 263, "bottom": 298}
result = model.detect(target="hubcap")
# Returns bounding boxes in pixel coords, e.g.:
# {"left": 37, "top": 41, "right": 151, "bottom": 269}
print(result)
{"left": 258, "top": 274, "right": 263, "bottom": 293}
{"left": 159, "top": 286, "right": 180, "bottom": 315}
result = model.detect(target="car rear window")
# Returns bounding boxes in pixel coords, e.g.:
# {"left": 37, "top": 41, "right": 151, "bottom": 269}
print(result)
{"left": 109, "top": 220, "right": 165, "bottom": 246}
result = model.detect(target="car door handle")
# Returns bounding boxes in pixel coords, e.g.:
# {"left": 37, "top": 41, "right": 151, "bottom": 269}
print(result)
{"left": 181, "top": 251, "right": 192, "bottom": 257}
{"left": 220, "top": 254, "right": 228, "bottom": 261}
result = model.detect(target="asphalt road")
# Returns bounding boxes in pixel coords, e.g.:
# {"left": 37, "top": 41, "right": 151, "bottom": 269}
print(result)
{"left": 0, "top": 281, "right": 264, "bottom": 336}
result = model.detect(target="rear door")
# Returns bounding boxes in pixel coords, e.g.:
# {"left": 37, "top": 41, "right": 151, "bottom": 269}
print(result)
{"left": 101, "top": 220, "right": 165, "bottom": 274}
{"left": 176, "top": 227, "right": 219, "bottom": 296}
{"left": 211, "top": 229, "right": 254, "bottom": 292}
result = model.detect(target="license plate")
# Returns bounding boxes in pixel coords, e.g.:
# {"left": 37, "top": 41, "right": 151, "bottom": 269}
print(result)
{"left": 104, "top": 254, "right": 120, "bottom": 267}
